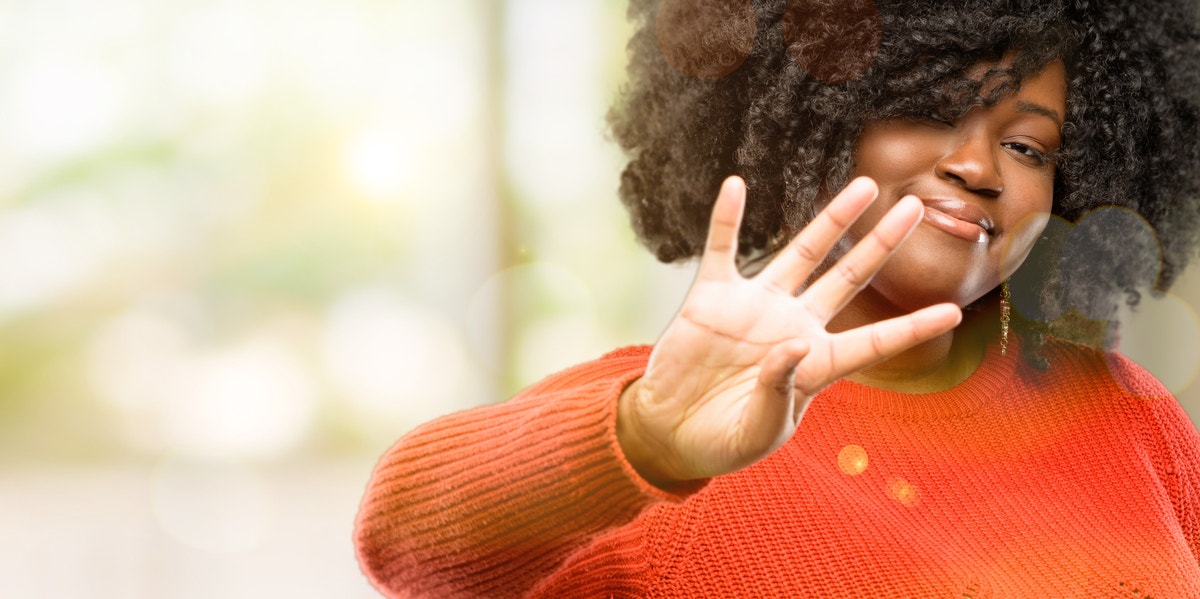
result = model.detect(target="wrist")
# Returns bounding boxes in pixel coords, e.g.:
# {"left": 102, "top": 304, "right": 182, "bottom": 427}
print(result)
{"left": 616, "top": 377, "right": 685, "bottom": 489}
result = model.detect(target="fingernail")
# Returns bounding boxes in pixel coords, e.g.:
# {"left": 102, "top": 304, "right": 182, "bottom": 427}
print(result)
{"left": 850, "top": 176, "right": 878, "bottom": 199}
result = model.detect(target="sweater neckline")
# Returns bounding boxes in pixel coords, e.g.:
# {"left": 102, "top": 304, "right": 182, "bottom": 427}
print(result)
{"left": 821, "top": 336, "right": 1020, "bottom": 420}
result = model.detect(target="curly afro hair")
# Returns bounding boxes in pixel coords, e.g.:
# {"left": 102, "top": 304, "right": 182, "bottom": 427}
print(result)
{"left": 608, "top": 0, "right": 1200, "bottom": 364}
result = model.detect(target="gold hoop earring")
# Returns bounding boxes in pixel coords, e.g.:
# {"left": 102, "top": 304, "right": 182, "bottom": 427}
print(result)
{"left": 1000, "top": 280, "right": 1011, "bottom": 356}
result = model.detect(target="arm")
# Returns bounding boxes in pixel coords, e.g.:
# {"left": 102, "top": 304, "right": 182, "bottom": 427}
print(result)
{"left": 356, "top": 175, "right": 962, "bottom": 597}
{"left": 353, "top": 347, "right": 685, "bottom": 599}
{"left": 1150, "top": 396, "right": 1200, "bottom": 563}
{"left": 1113, "top": 352, "right": 1200, "bottom": 564}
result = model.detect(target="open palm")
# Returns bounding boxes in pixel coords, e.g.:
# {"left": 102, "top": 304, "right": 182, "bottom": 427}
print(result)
{"left": 617, "top": 176, "right": 962, "bottom": 487}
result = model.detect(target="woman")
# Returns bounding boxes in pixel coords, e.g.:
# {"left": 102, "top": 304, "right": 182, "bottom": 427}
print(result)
{"left": 356, "top": 0, "right": 1200, "bottom": 595}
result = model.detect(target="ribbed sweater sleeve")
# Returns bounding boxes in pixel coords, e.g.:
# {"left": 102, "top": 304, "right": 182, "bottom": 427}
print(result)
{"left": 1111, "top": 352, "right": 1200, "bottom": 564}
{"left": 353, "top": 346, "right": 676, "bottom": 599}
{"left": 1149, "top": 396, "right": 1200, "bottom": 564}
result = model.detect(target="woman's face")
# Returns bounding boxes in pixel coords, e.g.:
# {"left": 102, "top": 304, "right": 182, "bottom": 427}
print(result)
{"left": 846, "top": 60, "right": 1066, "bottom": 312}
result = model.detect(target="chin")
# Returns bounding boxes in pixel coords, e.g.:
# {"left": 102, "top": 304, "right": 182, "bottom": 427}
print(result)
{"left": 871, "top": 258, "right": 996, "bottom": 312}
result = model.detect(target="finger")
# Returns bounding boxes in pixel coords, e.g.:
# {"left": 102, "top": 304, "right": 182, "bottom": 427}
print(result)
{"left": 696, "top": 176, "right": 748, "bottom": 282}
{"left": 757, "top": 176, "right": 878, "bottom": 293}
{"left": 800, "top": 195, "right": 924, "bottom": 322}
{"left": 755, "top": 338, "right": 810, "bottom": 405}
{"left": 733, "top": 339, "right": 810, "bottom": 463}
{"left": 795, "top": 303, "right": 962, "bottom": 392}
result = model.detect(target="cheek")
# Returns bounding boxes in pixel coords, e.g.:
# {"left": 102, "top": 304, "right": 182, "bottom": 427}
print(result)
{"left": 852, "top": 130, "right": 932, "bottom": 180}
{"left": 846, "top": 128, "right": 937, "bottom": 239}
{"left": 999, "top": 210, "right": 1051, "bottom": 278}
{"left": 998, "top": 172, "right": 1055, "bottom": 276}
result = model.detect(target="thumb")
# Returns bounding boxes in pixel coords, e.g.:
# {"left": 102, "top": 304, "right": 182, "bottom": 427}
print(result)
{"left": 738, "top": 339, "right": 810, "bottom": 452}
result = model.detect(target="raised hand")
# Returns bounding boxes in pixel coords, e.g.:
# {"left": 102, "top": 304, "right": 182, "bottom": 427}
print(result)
{"left": 616, "top": 176, "right": 962, "bottom": 488}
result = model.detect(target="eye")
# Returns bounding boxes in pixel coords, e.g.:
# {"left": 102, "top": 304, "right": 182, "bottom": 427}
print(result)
{"left": 1003, "top": 141, "right": 1054, "bottom": 167}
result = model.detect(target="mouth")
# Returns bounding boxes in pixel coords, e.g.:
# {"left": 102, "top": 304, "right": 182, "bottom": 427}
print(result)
{"left": 919, "top": 197, "right": 994, "bottom": 243}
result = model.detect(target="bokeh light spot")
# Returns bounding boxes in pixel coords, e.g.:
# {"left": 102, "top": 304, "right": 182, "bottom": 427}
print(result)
{"left": 1062, "top": 207, "right": 1162, "bottom": 321}
{"left": 1009, "top": 214, "right": 1073, "bottom": 323}
{"left": 165, "top": 338, "right": 317, "bottom": 460}
{"left": 5, "top": 56, "right": 126, "bottom": 160}
{"left": 1114, "top": 292, "right": 1200, "bottom": 396}
{"left": 656, "top": 0, "right": 756, "bottom": 79}
{"left": 322, "top": 287, "right": 474, "bottom": 426}
{"left": 1010, "top": 207, "right": 1165, "bottom": 326}
{"left": 783, "top": 0, "right": 880, "bottom": 84}
{"left": 837, "top": 444, "right": 869, "bottom": 476}
{"left": 87, "top": 310, "right": 189, "bottom": 413}
{"left": 0, "top": 201, "right": 118, "bottom": 318}
{"left": 888, "top": 477, "right": 920, "bottom": 507}
{"left": 342, "top": 125, "right": 418, "bottom": 201}
{"left": 999, "top": 210, "right": 1052, "bottom": 282}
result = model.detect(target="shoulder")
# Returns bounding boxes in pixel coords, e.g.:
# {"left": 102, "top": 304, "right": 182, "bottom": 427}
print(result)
{"left": 1032, "top": 339, "right": 1197, "bottom": 472}
{"left": 1101, "top": 351, "right": 1174, "bottom": 401}
{"left": 1035, "top": 336, "right": 1172, "bottom": 401}
{"left": 509, "top": 345, "right": 653, "bottom": 403}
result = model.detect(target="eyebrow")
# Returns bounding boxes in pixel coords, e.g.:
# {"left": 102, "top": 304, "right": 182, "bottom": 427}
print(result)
{"left": 1015, "top": 101, "right": 1063, "bottom": 127}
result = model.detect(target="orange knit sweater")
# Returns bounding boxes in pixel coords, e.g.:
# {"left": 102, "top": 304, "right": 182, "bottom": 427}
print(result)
{"left": 355, "top": 338, "right": 1200, "bottom": 597}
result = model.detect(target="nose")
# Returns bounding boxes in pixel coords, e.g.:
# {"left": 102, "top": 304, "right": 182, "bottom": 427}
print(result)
{"left": 935, "top": 129, "right": 1004, "bottom": 197}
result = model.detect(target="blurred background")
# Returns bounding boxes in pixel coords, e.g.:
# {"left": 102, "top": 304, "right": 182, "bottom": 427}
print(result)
{"left": 0, "top": 0, "right": 1197, "bottom": 597}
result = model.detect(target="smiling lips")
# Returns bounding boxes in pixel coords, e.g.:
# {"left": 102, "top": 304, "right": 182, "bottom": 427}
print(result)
{"left": 919, "top": 197, "right": 994, "bottom": 243}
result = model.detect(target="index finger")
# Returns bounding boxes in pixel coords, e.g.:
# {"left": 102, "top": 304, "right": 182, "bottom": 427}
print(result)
{"left": 794, "top": 302, "right": 963, "bottom": 394}
{"left": 757, "top": 176, "right": 879, "bottom": 293}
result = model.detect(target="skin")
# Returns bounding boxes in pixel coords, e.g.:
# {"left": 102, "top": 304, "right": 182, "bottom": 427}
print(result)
{"left": 616, "top": 61, "right": 1067, "bottom": 489}
{"left": 835, "top": 60, "right": 1065, "bottom": 390}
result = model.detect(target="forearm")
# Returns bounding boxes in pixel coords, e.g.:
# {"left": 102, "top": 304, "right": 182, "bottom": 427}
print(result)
{"left": 354, "top": 348, "right": 676, "bottom": 598}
